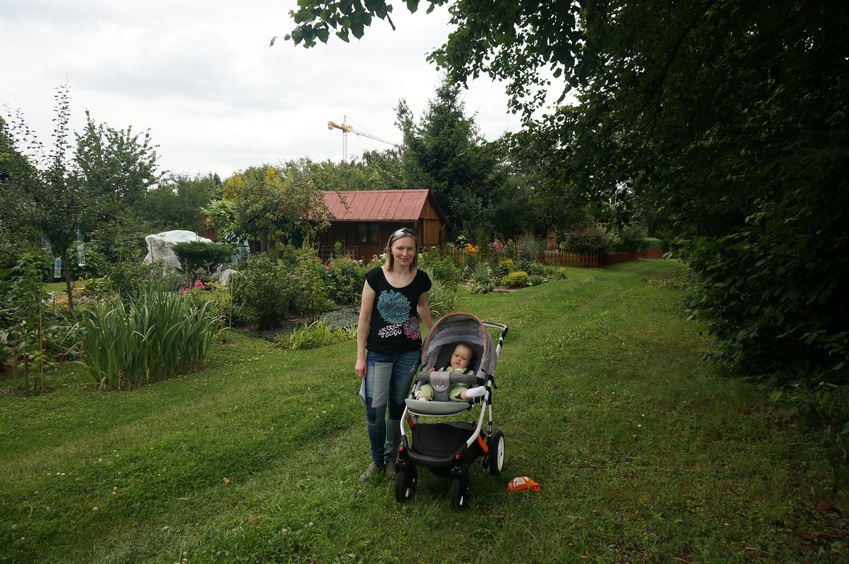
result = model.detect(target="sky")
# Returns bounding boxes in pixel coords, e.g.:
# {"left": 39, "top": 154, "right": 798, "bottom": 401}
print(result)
{"left": 0, "top": 0, "right": 527, "bottom": 180}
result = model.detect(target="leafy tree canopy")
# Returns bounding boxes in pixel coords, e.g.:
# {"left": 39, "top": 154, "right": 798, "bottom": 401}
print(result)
{"left": 287, "top": 0, "right": 849, "bottom": 385}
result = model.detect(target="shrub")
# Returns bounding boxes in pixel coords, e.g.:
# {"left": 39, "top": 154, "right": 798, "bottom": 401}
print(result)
{"left": 565, "top": 227, "right": 611, "bottom": 255}
{"left": 496, "top": 259, "right": 515, "bottom": 277}
{"left": 171, "top": 241, "right": 235, "bottom": 278}
{"left": 503, "top": 271, "right": 530, "bottom": 288}
{"left": 323, "top": 256, "right": 366, "bottom": 305}
{"left": 611, "top": 225, "right": 647, "bottom": 252}
{"left": 106, "top": 260, "right": 181, "bottom": 300}
{"left": 528, "top": 275, "right": 545, "bottom": 286}
{"left": 468, "top": 263, "right": 494, "bottom": 294}
{"left": 231, "top": 255, "right": 291, "bottom": 329}
{"left": 419, "top": 248, "right": 463, "bottom": 286}
{"left": 291, "top": 251, "right": 332, "bottom": 319}
{"left": 553, "top": 267, "right": 570, "bottom": 280}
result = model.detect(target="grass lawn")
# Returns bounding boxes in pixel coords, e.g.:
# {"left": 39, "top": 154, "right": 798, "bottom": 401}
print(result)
{"left": 1, "top": 259, "right": 847, "bottom": 562}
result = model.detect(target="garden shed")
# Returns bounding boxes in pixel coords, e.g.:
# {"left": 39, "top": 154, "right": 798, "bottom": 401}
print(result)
{"left": 319, "top": 189, "right": 446, "bottom": 261}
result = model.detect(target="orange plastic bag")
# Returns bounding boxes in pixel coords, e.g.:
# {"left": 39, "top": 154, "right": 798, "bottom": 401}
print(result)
{"left": 508, "top": 476, "right": 541, "bottom": 492}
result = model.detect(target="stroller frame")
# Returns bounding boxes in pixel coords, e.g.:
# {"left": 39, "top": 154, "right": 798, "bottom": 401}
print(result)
{"left": 394, "top": 312, "right": 508, "bottom": 509}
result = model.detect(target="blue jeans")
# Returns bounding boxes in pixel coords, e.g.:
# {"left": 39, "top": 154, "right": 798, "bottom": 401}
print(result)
{"left": 361, "top": 349, "right": 420, "bottom": 465}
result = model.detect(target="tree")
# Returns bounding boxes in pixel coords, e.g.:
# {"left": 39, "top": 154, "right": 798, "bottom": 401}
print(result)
{"left": 75, "top": 110, "right": 161, "bottom": 224}
{"left": 0, "top": 116, "right": 42, "bottom": 268}
{"left": 286, "top": 1, "right": 849, "bottom": 384}
{"left": 139, "top": 174, "right": 222, "bottom": 232}
{"left": 396, "top": 78, "right": 507, "bottom": 238}
{"left": 220, "top": 163, "right": 330, "bottom": 254}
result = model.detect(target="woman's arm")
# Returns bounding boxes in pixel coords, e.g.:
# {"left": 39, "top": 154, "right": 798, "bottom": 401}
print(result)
{"left": 417, "top": 292, "right": 433, "bottom": 332}
{"left": 355, "top": 281, "right": 376, "bottom": 380}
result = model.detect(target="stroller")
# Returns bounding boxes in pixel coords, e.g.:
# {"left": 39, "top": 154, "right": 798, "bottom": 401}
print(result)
{"left": 394, "top": 312, "right": 508, "bottom": 509}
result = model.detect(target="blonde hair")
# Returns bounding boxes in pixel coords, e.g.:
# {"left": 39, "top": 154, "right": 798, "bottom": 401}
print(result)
{"left": 385, "top": 228, "right": 418, "bottom": 271}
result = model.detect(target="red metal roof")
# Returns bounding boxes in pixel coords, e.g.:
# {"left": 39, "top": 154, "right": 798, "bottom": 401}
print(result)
{"left": 323, "top": 189, "right": 432, "bottom": 222}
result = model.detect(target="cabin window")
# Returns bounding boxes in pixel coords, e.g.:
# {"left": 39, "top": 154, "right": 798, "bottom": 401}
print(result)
{"left": 358, "top": 223, "right": 380, "bottom": 244}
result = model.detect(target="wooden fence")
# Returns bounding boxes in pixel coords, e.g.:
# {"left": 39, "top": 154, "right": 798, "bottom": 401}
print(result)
{"left": 540, "top": 249, "right": 666, "bottom": 267}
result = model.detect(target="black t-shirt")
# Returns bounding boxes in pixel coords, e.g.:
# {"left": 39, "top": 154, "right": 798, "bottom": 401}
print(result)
{"left": 365, "top": 267, "right": 432, "bottom": 354}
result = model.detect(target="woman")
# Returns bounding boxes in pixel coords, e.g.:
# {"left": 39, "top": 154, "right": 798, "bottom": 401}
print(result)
{"left": 356, "top": 228, "right": 433, "bottom": 481}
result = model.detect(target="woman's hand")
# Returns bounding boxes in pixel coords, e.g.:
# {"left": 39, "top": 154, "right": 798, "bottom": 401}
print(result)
{"left": 355, "top": 356, "right": 367, "bottom": 380}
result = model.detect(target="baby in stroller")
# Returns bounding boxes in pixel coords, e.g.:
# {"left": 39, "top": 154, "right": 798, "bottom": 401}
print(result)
{"left": 416, "top": 342, "right": 487, "bottom": 402}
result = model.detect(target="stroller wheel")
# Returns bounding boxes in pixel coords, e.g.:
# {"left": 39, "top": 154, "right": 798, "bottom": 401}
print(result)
{"left": 395, "top": 467, "right": 416, "bottom": 503}
{"left": 450, "top": 476, "right": 471, "bottom": 510}
{"left": 488, "top": 430, "right": 505, "bottom": 476}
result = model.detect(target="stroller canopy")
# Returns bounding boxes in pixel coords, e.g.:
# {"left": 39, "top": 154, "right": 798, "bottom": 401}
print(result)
{"left": 421, "top": 313, "right": 497, "bottom": 377}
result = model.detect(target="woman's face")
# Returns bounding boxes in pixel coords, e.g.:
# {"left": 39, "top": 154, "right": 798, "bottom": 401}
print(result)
{"left": 390, "top": 235, "right": 416, "bottom": 269}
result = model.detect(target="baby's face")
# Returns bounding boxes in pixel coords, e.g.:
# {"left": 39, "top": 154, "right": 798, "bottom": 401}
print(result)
{"left": 450, "top": 346, "right": 473, "bottom": 369}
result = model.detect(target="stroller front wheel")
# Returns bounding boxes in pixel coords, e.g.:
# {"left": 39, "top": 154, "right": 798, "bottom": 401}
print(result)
{"left": 395, "top": 466, "right": 417, "bottom": 503}
{"left": 450, "top": 476, "right": 471, "bottom": 510}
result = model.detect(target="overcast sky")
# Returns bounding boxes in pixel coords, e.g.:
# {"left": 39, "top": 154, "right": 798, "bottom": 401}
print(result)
{"left": 0, "top": 0, "right": 526, "bottom": 180}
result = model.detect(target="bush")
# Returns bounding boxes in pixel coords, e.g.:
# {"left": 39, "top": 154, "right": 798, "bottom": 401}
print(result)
{"left": 323, "top": 256, "right": 366, "bottom": 305}
{"left": 468, "top": 263, "right": 494, "bottom": 294}
{"left": 106, "top": 260, "right": 181, "bottom": 300}
{"left": 291, "top": 251, "right": 332, "bottom": 319}
{"left": 611, "top": 225, "right": 647, "bottom": 252}
{"left": 419, "top": 248, "right": 463, "bottom": 286}
{"left": 528, "top": 275, "right": 545, "bottom": 286}
{"left": 171, "top": 241, "right": 235, "bottom": 277}
{"left": 553, "top": 267, "right": 570, "bottom": 280}
{"left": 565, "top": 227, "right": 611, "bottom": 255}
{"left": 503, "top": 271, "right": 530, "bottom": 288}
{"left": 231, "top": 255, "right": 291, "bottom": 329}
{"left": 495, "top": 259, "right": 515, "bottom": 278}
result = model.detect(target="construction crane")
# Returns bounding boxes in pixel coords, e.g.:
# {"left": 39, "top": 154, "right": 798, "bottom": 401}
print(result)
{"left": 327, "top": 116, "right": 401, "bottom": 163}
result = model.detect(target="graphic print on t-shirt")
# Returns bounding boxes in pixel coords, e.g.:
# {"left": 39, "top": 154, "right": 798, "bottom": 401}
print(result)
{"left": 376, "top": 290, "right": 421, "bottom": 340}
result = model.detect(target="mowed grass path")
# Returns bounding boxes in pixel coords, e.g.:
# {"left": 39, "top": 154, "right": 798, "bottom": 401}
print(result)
{"left": 1, "top": 259, "right": 846, "bottom": 562}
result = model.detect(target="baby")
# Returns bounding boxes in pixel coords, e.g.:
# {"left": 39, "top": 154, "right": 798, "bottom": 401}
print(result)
{"left": 417, "top": 343, "right": 486, "bottom": 401}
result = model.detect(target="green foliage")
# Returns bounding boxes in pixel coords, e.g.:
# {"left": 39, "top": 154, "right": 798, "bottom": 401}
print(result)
{"left": 564, "top": 227, "right": 610, "bottom": 255}
{"left": 495, "top": 258, "right": 514, "bottom": 278}
{"left": 468, "top": 262, "right": 494, "bottom": 295}
{"left": 231, "top": 254, "right": 291, "bottom": 330}
{"left": 418, "top": 247, "right": 462, "bottom": 286}
{"left": 686, "top": 225, "right": 849, "bottom": 386}
{"left": 138, "top": 174, "right": 222, "bottom": 232}
{"left": 80, "top": 288, "right": 218, "bottom": 390}
{"left": 552, "top": 267, "right": 570, "bottom": 280}
{"left": 642, "top": 237, "right": 667, "bottom": 252}
{"left": 220, "top": 163, "right": 330, "bottom": 253}
{"left": 609, "top": 225, "right": 646, "bottom": 253}
{"left": 290, "top": 248, "right": 333, "bottom": 319}
{"left": 0, "top": 255, "right": 49, "bottom": 394}
{"left": 424, "top": 277, "right": 462, "bottom": 320}
{"left": 396, "top": 78, "right": 510, "bottom": 237}
{"left": 322, "top": 256, "right": 366, "bottom": 305}
{"left": 528, "top": 274, "right": 545, "bottom": 286}
{"left": 502, "top": 271, "right": 529, "bottom": 288}
{"left": 277, "top": 320, "right": 356, "bottom": 350}
{"left": 105, "top": 260, "right": 181, "bottom": 301}
{"left": 171, "top": 241, "right": 234, "bottom": 274}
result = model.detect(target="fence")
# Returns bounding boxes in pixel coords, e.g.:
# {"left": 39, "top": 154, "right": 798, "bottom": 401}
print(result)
{"left": 541, "top": 249, "right": 666, "bottom": 267}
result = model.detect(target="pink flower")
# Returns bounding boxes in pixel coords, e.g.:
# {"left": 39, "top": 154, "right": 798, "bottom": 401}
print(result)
{"left": 194, "top": 280, "right": 205, "bottom": 289}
